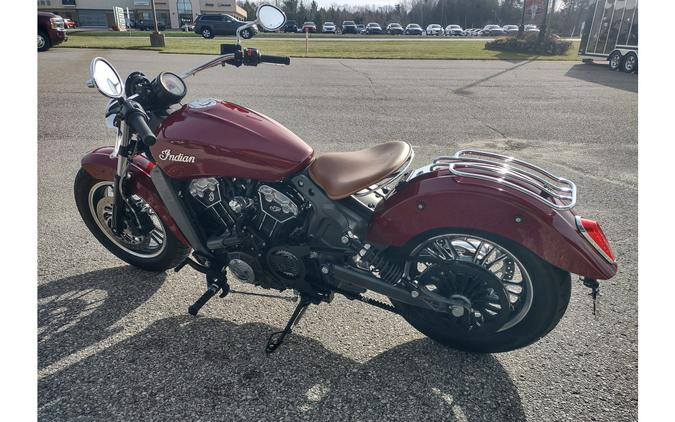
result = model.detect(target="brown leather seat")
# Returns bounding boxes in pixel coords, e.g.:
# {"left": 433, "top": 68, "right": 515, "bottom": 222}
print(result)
{"left": 308, "top": 141, "right": 412, "bottom": 199}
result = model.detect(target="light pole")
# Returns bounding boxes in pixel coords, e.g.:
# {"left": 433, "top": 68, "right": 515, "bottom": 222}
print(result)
{"left": 149, "top": 0, "right": 165, "bottom": 47}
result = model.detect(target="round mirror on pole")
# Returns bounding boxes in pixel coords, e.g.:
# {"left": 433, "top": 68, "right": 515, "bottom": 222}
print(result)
{"left": 256, "top": 5, "right": 286, "bottom": 31}
{"left": 88, "top": 57, "right": 124, "bottom": 98}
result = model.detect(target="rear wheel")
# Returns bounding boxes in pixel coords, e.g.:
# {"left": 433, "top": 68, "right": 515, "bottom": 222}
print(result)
{"left": 201, "top": 27, "right": 214, "bottom": 39}
{"left": 621, "top": 52, "right": 637, "bottom": 73}
{"left": 240, "top": 28, "right": 253, "bottom": 39}
{"left": 38, "top": 29, "right": 50, "bottom": 52}
{"left": 74, "top": 169, "right": 190, "bottom": 272}
{"left": 393, "top": 231, "right": 571, "bottom": 353}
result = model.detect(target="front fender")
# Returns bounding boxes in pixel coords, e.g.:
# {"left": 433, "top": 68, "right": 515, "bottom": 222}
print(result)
{"left": 366, "top": 171, "right": 617, "bottom": 280}
{"left": 81, "top": 147, "right": 189, "bottom": 246}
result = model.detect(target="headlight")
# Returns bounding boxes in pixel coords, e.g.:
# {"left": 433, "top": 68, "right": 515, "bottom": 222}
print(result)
{"left": 50, "top": 17, "right": 63, "bottom": 29}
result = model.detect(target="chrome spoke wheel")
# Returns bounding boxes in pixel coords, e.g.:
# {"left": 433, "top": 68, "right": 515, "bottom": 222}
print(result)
{"left": 409, "top": 233, "right": 533, "bottom": 332}
{"left": 88, "top": 181, "right": 166, "bottom": 258}
{"left": 38, "top": 34, "right": 46, "bottom": 49}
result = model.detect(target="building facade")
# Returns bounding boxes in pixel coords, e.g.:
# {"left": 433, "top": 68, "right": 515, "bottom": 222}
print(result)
{"left": 37, "top": 0, "right": 247, "bottom": 29}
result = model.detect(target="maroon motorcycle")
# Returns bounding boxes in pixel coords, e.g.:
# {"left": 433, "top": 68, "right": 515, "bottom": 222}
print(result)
{"left": 75, "top": 5, "right": 616, "bottom": 354}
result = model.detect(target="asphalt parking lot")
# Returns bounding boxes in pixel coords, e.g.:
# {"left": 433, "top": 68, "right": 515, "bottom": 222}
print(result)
{"left": 38, "top": 49, "right": 637, "bottom": 421}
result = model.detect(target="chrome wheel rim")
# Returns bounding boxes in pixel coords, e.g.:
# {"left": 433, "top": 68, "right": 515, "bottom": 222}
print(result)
{"left": 202, "top": 29, "right": 211, "bottom": 38}
{"left": 610, "top": 54, "right": 620, "bottom": 69}
{"left": 625, "top": 56, "right": 635, "bottom": 71}
{"left": 408, "top": 233, "right": 533, "bottom": 332}
{"left": 88, "top": 181, "right": 166, "bottom": 258}
{"left": 38, "top": 34, "right": 45, "bottom": 49}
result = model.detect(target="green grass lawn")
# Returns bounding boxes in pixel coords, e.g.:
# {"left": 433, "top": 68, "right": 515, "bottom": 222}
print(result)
{"left": 61, "top": 32, "right": 580, "bottom": 61}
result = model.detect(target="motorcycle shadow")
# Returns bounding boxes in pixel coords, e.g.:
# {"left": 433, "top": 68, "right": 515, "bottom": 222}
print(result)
{"left": 38, "top": 266, "right": 166, "bottom": 370}
{"left": 39, "top": 313, "right": 526, "bottom": 421}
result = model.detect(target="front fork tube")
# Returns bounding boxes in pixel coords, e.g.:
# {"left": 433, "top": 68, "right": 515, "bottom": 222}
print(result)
{"left": 111, "top": 124, "right": 131, "bottom": 235}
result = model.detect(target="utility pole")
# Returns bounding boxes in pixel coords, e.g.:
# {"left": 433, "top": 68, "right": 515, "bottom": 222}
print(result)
{"left": 149, "top": 0, "right": 165, "bottom": 47}
{"left": 538, "top": 0, "right": 551, "bottom": 43}
{"left": 519, "top": 0, "right": 527, "bottom": 35}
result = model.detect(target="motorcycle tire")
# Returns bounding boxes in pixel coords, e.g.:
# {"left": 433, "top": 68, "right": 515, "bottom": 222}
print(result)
{"left": 393, "top": 230, "right": 571, "bottom": 353}
{"left": 74, "top": 169, "right": 190, "bottom": 272}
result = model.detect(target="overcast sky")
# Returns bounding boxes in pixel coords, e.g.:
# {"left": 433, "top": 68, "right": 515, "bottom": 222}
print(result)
{"left": 313, "top": 1, "right": 399, "bottom": 8}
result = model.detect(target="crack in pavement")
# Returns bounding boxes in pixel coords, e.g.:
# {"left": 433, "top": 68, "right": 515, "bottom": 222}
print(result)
{"left": 339, "top": 60, "right": 387, "bottom": 113}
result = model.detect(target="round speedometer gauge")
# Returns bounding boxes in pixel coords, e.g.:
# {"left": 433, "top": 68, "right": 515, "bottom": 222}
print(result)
{"left": 150, "top": 72, "right": 187, "bottom": 108}
{"left": 160, "top": 72, "right": 186, "bottom": 96}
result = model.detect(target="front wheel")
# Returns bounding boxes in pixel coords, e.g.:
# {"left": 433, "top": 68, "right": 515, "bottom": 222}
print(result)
{"left": 74, "top": 169, "right": 190, "bottom": 272}
{"left": 393, "top": 231, "right": 571, "bottom": 353}
{"left": 240, "top": 28, "right": 253, "bottom": 39}
{"left": 38, "top": 30, "right": 50, "bottom": 52}
{"left": 608, "top": 51, "right": 622, "bottom": 71}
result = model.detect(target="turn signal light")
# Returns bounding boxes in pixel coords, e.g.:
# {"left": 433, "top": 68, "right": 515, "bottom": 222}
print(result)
{"left": 576, "top": 216, "right": 615, "bottom": 262}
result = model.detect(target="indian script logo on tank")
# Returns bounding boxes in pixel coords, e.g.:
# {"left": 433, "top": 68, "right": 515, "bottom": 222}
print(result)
{"left": 159, "top": 149, "right": 196, "bottom": 163}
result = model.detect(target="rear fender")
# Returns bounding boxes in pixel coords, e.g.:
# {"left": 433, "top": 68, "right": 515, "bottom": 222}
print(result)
{"left": 366, "top": 171, "right": 617, "bottom": 280}
{"left": 80, "top": 147, "right": 189, "bottom": 246}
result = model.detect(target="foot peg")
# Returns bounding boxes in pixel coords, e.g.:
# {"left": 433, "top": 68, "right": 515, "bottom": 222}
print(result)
{"left": 265, "top": 296, "right": 311, "bottom": 353}
{"left": 188, "top": 273, "right": 229, "bottom": 316}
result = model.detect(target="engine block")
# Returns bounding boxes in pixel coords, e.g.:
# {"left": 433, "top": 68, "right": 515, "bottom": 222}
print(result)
{"left": 256, "top": 185, "right": 300, "bottom": 239}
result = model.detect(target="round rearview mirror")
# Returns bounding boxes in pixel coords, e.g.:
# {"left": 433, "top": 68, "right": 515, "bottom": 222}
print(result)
{"left": 256, "top": 4, "right": 285, "bottom": 31}
{"left": 89, "top": 57, "right": 124, "bottom": 98}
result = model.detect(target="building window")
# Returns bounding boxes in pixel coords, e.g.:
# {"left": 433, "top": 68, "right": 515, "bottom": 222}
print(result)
{"left": 62, "top": 0, "right": 76, "bottom": 5}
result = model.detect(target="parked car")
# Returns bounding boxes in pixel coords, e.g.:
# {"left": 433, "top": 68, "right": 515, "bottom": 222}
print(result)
{"left": 502, "top": 24, "right": 519, "bottom": 35}
{"left": 445, "top": 24, "right": 464, "bottom": 36}
{"left": 194, "top": 14, "right": 256, "bottom": 39}
{"left": 283, "top": 20, "right": 298, "bottom": 32}
{"left": 62, "top": 18, "right": 76, "bottom": 29}
{"left": 356, "top": 24, "right": 366, "bottom": 34}
{"left": 386, "top": 23, "right": 404, "bottom": 35}
{"left": 426, "top": 24, "right": 444, "bottom": 36}
{"left": 136, "top": 19, "right": 167, "bottom": 31}
{"left": 322, "top": 21, "right": 336, "bottom": 33}
{"left": 342, "top": 20, "right": 358, "bottom": 34}
{"left": 365, "top": 22, "right": 383, "bottom": 35}
{"left": 302, "top": 21, "right": 317, "bottom": 33}
{"left": 38, "top": 11, "right": 67, "bottom": 52}
{"left": 481, "top": 24, "right": 505, "bottom": 36}
{"left": 524, "top": 24, "right": 540, "bottom": 33}
{"left": 404, "top": 23, "right": 424, "bottom": 35}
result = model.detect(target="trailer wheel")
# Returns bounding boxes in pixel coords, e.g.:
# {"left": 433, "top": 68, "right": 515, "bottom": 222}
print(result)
{"left": 621, "top": 52, "right": 637, "bottom": 73}
{"left": 608, "top": 51, "right": 622, "bottom": 71}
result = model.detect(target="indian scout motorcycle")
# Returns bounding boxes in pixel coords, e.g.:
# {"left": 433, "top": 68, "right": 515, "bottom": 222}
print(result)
{"left": 74, "top": 5, "right": 617, "bottom": 354}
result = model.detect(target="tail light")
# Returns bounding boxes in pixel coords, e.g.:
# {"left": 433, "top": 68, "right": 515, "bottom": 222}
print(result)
{"left": 576, "top": 216, "right": 615, "bottom": 262}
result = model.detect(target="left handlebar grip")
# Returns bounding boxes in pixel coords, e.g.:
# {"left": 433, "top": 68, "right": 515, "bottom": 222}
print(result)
{"left": 127, "top": 110, "right": 156, "bottom": 146}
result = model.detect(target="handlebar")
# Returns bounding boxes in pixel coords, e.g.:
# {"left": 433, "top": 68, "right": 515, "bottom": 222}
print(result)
{"left": 124, "top": 102, "right": 156, "bottom": 146}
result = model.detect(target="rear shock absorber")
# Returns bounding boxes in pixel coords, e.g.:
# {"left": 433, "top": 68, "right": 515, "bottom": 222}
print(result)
{"left": 344, "top": 232, "right": 404, "bottom": 285}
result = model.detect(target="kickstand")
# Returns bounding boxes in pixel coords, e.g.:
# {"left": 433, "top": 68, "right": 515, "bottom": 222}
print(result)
{"left": 265, "top": 296, "right": 312, "bottom": 354}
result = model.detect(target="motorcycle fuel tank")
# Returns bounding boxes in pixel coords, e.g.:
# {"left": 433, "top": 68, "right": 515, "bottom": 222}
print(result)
{"left": 150, "top": 99, "right": 314, "bottom": 181}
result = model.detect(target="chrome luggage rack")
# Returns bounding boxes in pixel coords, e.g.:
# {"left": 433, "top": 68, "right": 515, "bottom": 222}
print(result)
{"left": 418, "top": 150, "right": 577, "bottom": 211}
